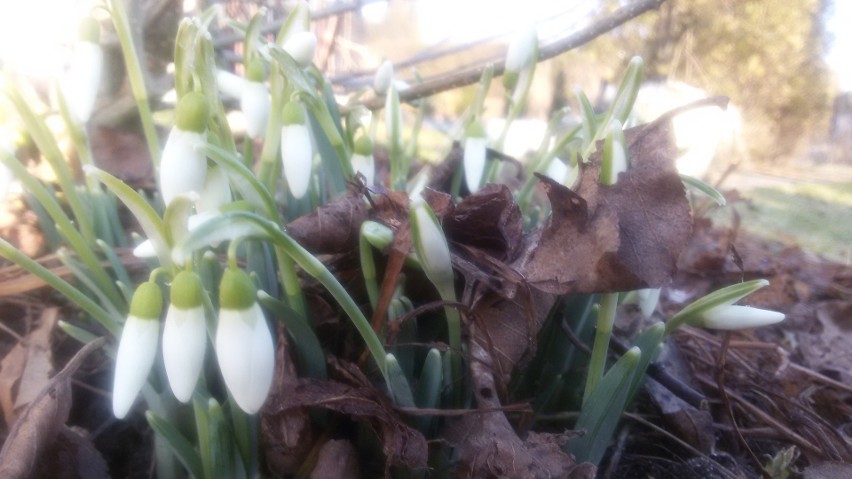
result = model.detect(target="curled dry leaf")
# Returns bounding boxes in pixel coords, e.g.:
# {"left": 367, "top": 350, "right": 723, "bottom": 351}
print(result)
{"left": 0, "top": 337, "right": 106, "bottom": 479}
{"left": 520, "top": 102, "right": 702, "bottom": 294}
{"left": 286, "top": 191, "right": 369, "bottom": 254}
{"left": 309, "top": 439, "right": 360, "bottom": 479}
{"left": 263, "top": 359, "right": 427, "bottom": 472}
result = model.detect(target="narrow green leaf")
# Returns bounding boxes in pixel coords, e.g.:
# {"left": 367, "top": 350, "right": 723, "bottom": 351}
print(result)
{"left": 568, "top": 347, "right": 641, "bottom": 466}
{"left": 147, "top": 410, "right": 205, "bottom": 479}
{"left": 680, "top": 174, "right": 727, "bottom": 206}
{"left": 85, "top": 166, "right": 170, "bottom": 268}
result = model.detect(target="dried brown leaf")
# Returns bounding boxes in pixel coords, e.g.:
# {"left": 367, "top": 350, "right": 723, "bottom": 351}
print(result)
{"left": 309, "top": 440, "right": 360, "bottom": 479}
{"left": 522, "top": 106, "right": 699, "bottom": 294}
{"left": 0, "top": 337, "right": 105, "bottom": 479}
{"left": 286, "top": 191, "right": 370, "bottom": 254}
{"left": 444, "top": 184, "right": 524, "bottom": 263}
{"left": 0, "top": 308, "right": 57, "bottom": 426}
{"left": 263, "top": 361, "right": 427, "bottom": 471}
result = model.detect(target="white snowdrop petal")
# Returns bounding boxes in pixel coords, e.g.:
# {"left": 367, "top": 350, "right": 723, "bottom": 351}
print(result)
{"left": 240, "top": 81, "right": 270, "bottom": 139}
{"left": 197, "top": 164, "right": 231, "bottom": 214}
{"left": 163, "top": 305, "right": 207, "bottom": 402}
{"left": 216, "top": 70, "right": 246, "bottom": 100}
{"left": 373, "top": 60, "right": 394, "bottom": 95}
{"left": 281, "top": 124, "right": 313, "bottom": 199}
{"left": 283, "top": 31, "right": 316, "bottom": 68}
{"left": 69, "top": 42, "right": 103, "bottom": 123}
{"left": 463, "top": 137, "right": 487, "bottom": 193}
{"left": 702, "top": 305, "right": 785, "bottom": 330}
{"left": 215, "top": 304, "right": 275, "bottom": 414}
{"left": 505, "top": 26, "right": 537, "bottom": 72}
{"left": 159, "top": 128, "right": 207, "bottom": 206}
{"left": 412, "top": 203, "right": 453, "bottom": 284}
{"left": 112, "top": 316, "right": 160, "bottom": 418}
{"left": 544, "top": 158, "right": 569, "bottom": 184}
{"left": 351, "top": 153, "right": 375, "bottom": 186}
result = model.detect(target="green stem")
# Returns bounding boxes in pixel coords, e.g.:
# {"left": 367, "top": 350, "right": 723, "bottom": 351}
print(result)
{"left": 584, "top": 292, "right": 617, "bottom": 403}
{"left": 106, "top": 0, "right": 161, "bottom": 168}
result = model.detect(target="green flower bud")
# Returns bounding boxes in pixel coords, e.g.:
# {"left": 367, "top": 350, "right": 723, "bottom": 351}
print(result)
{"left": 353, "top": 134, "right": 373, "bottom": 156}
{"left": 78, "top": 16, "right": 100, "bottom": 43}
{"left": 170, "top": 271, "right": 204, "bottom": 309}
{"left": 246, "top": 59, "right": 267, "bottom": 82}
{"left": 219, "top": 269, "right": 257, "bottom": 311}
{"left": 129, "top": 281, "right": 163, "bottom": 320}
{"left": 175, "top": 92, "right": 209, "bottom": 133}
{"left": 281, "top": 100, "right": 305, "bottom": 126}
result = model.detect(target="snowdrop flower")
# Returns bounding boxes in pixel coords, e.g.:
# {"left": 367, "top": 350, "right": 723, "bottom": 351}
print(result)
{"left": 216, "top": 69, "right": 246, "bottom": 100}
{"left": 162, "top": 271, "right": 206, "bottom": 403}
{"left": 196, "top": 164, "right": 232, "bottom": 214}
{"left": 240, "top": 60, "right": 270, "bottom": 139}
{"left": 636, "top": 288, "right": 661, "bottom": 318}
{"left": 600, "top": 119, "right": 627, "bottom": 186}
{"left": 160, "top": 92, "right": 209, "bottom": 207}
{"left": 668, "top": 279, "right": 786, "bottom": 334}
{"left": 215, "top": 268, "right": 274, "bottom": 414}
{"left": 373, "top": 60, "right": 394, "bottom": 95}
{"left": 283, "top": 31, "right": 317, "bottom": 68}
{"left": 463, "top": 120, "right": 487, "bottom": 193}
{"left": 503, "top": 25, "right": 537, "bottom": 91}
{"left": 350, "top": 133, "right": 375, "bottom": 186}
{"left": 280, "top": 100, "right": 313, "bottom": 199}
{"left": 113, "top": 281, "right": 163, "bottom": 418}
{"left": 67, "top": 16, "right": 103, "bottom": 124}
{"left": 410, "top": 200, "right": 454, "bottom": 288}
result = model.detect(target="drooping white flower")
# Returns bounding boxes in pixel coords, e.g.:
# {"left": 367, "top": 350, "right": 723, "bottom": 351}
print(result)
{"left": 463, "top": 120, "right": 487, "bottom": 193}
{"left": 636, "top": 288, "right": 661, "bottom": 318}
{"left": 67, "top": 16, "right": 103, "bottom": 124}
{"left": 280, "top": 101, "right": 313, "bottom": 199}
{"left": 410, "top": 200, "right": 454, "bottom": 288}
{"left": 503, "top": 25, "right": 538, "bottom": 91}
{"left": 600, "top": 119, "right": 627, "bottom": 186}
{"left": 216, "top": 70, "right": 246, "bottom": 100}
{"left": 160, "top": 92, "right": 209, "bottom": 207}
{"left": 283, "top": 31, "right": 317, "bottom": 68}
{"left": 373, "top": 60, "right": 394, "bottom": 95}
{"left": 162, "top": 271, "right": 207, "bottom": 403}
{"left": 113, "top": 281, "right": 163, "bottom": 419}
{"left": 350, "top": 134, "right": 375, "bottom": 186}
{"left": 215, "top": 269, "right": 274, "bottom": 414}
{"left": 240, "top": 60, "right": 270, "bottom": 139}
{"left": 196, "top": 164, "right": 231, "bottom": 214}
{"left": 544, "top": 157, "right": 569, "bottom": 184}
{"left": 701, "top": 305, "right": 785, "bottom": 330}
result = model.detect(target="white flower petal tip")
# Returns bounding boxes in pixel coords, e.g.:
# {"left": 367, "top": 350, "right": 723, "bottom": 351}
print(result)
{"left": 281, "top": 124, "right": 313, "bottom": 199}
{"left": 544, "top": 158, "right": 569, "bottom": 184}
{"left": 163, "top": 305, "right": 207, "bottom": 402}
{"left": 215, "top": 303, "right": 275, "bottom": 414}
{"left": 463, "top": 137, "right": 487, "bottom": 193}
{"left": 373, "top": 60, "right": 394, "bottom": 95}
{"left": 351, "top": 153, "right": 375, "bottom": 186}
{"left": 701, "top": 305, "right": 785, "bottom": 331}
{"left": 216, "top": 70, "right": 247, "bottom": 100}
{"left": 241, "top": 81, "right": 270, "bottom": 139}
{"left": 505, "top": 26, "right": 538, "bottom": 73}
{"left": 159, "top": 128, "right": 207, "bottom": 206}
{"left": 112, "top": 316, "right": 160, "bottom": 418}
{"left": 197, "top": 165, "right": 231, "bottom": 214}
{"left": 132, "top": 240, "right": 157, "bottom": 259}
{"left": 283, "top": 31, "right": 317, "bottom": 68}
{"left": 411, "top": 202, "right": 453, "bottom": 285}
{"left": 68, "top": 41, "right": 103, "bottom": 124}
{"left": 637, "top": 288, "right": 662, "bottom": 318}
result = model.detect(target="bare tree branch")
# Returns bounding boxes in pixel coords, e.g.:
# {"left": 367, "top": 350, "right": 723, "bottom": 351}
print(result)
{"left": 356, "top": 0, "right": 666, "bottom": 110}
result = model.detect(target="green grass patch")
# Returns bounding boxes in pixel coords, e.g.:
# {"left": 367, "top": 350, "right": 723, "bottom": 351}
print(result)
{"left": 712, "top": 182, "right": 852, "bottom": 264}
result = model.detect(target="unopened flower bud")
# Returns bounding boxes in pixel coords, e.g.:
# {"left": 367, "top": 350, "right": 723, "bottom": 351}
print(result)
{"left": 160, "top": 92, "right": 209, "bottom": 206}
{"left": 351, "top": 133, "right": 375, "bottom": 185}
{"left": 373, "top": 60, "right": 394, "bottom": 95}
{"left": 280, "top": 101, "right": 313, "bottom": 199}
{"left": 163, "top": 271, "right": 206, "bottom": 402}
{"left": 463, "top": 120, "right": 487, "bottom": 193}
{"left": 283, "top": 31, "right": 316, "bottom": 68}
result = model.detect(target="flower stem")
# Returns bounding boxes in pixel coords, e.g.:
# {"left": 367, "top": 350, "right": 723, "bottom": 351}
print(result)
{"left": 584, "top": 292, "right": 617, "bottom": 404}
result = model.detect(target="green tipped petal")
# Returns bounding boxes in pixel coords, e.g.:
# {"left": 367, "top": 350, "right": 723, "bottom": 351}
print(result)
{"left": 175, "top": 92, "right": 209, "bottom": 133}
{"left": 353, "top": 133, "right": 373, "bottom": 156}
{"left": 465, "top": 119, "right": 486, "bottom": 139}
{"left": 219, "top": 268, "right": 257, "bottom": 310}
{"left": 130, "top": 281, "right": 163, "bottom": 320}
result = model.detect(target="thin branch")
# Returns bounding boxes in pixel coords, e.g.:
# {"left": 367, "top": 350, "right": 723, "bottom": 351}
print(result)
{"left": 356, "top": 0, "right": 667, "bottom": 110}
